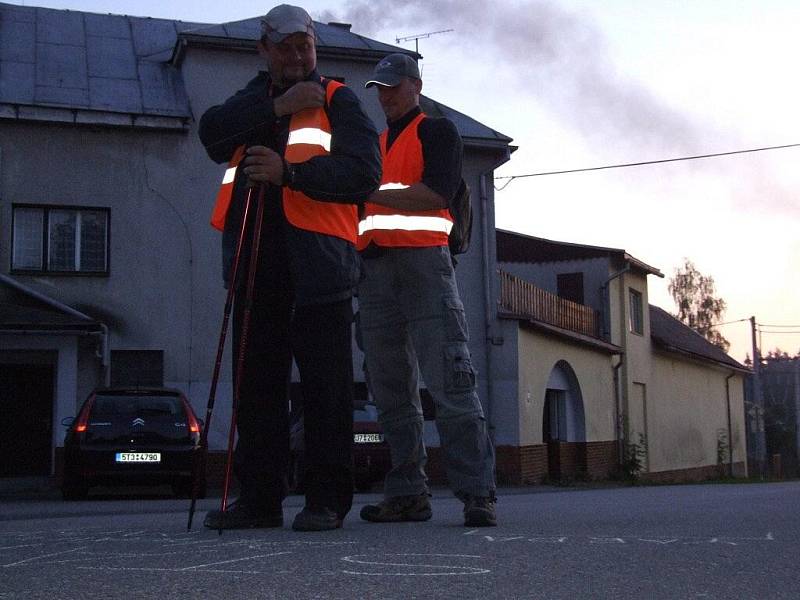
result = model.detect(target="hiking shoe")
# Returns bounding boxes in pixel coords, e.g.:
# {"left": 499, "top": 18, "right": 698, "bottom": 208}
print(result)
{"left": 203, "top": 499, "right": 283, "bottom": 530}
{"left": 360, "top": 493, "right": 432, "bottom": 523}
{"left": 463, "top": 495, "right": 497, "bottom": 527}
{"left": 292, "top": 506, "right": 343, "bottom": 531}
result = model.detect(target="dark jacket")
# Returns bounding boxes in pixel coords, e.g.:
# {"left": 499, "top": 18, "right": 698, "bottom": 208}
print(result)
{"left": 199, "top": 70, "right": 381, "bottom": 304}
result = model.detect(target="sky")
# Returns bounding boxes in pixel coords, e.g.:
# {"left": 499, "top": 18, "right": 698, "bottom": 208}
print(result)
{"left": 6, "top": 0, "right": 800, "bottom": 362}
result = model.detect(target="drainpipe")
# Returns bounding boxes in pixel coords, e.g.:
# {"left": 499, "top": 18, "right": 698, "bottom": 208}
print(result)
{"left": 599, "top": 263, "right": 631, "bottom": 340}
{"left": 726, "top": 372, "right": 735, "bottom": 477}
{"left": 479, "top": 171, "right": 496, "bottom": 442}
{"left": 613, "top": 356, "right": 624, "bottom": 466}
{"left": 599, "top": 264, "right": 630, "bottom": 467}
{"left": 477, "top": 147, "right": 511, "bottom": 443}
{"left": 0, "top": 273, "right": 109, "bottom": 383}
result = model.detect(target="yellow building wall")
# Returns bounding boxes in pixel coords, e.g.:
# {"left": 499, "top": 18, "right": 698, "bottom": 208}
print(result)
{"left": 648, "top": 352, "right": 747, "bottom": 473}
{"left": 517, "top": 328, "right": 616, "bottom": 446}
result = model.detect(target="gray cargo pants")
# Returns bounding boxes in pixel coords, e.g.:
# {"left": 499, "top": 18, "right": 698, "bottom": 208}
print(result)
{"left": 357, "top": 246, "right": 496, "bottom": 499}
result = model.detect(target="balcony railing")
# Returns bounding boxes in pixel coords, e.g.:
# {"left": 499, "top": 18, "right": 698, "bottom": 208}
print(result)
{"left": 499, "top": 270, "right": 601, "bottom": 339}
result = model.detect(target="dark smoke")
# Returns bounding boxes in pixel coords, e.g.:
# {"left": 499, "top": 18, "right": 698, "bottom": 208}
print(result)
{"left": 320, "top": 0, "right": 704, "bottom": 156}
{"left": 318, "top": 0, "right": 797, "bottom": 216}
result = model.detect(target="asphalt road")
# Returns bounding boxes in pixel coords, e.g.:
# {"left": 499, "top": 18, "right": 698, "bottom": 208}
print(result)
{"left": 1, "top": 481, "right": 798, "bottom": 599}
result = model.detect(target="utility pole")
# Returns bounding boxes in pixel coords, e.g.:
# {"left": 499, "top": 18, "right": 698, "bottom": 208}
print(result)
{"left": 395, "top": 29, "right": 454, "bottom": 55}
{"left": 750, "top": 316, "right": 766, "bottom": 476}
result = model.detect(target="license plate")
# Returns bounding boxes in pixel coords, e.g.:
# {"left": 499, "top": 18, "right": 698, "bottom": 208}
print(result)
{"left": 354, "top": 433, "right": 383, "bottom": 444}
{"left": 115, "top": 452, "right": 161, "bottom": 463}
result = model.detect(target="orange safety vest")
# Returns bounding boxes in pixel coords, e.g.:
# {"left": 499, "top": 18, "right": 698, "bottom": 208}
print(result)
{"left": 210, "top": 145, "right": 246, "bottom": 231}
{"left": 356, "top": 112, "right": 453, "bottom": 250}
{"left": 210, "top": 80, "right": 358, "bottom": 244}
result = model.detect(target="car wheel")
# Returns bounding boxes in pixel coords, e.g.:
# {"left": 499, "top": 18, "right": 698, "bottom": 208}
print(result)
{"left": 173, "top": 477, "right": 206, "bottom": 499}
{"left": 62, "top": 478, "right": 89, "bottom": 501}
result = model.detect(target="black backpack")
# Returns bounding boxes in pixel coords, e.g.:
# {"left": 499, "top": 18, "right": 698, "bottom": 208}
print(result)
{"left": 448, "top": 178, "right": 473, "bottom": 256}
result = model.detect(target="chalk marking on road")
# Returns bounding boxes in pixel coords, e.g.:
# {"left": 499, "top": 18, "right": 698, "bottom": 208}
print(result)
{"left": 179, "top": 551, "right": 292, "bottom": 570}
{"left": 78, "top": 567, "right": 278, "bottom": 575}
{"left": 2, "top": 546, "right": 87, "bottom": 568}
{"left": 463, "top": 531, "right": 777, "bottom": 546}
{"left": 342, "top": 553, "right": 490, "bottom": 576}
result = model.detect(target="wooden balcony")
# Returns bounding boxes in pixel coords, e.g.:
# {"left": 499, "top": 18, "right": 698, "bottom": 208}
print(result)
{"left": 498, "top": 270, "right": 601, "bottom": 339}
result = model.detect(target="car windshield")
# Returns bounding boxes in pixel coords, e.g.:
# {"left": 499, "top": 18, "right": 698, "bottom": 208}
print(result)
{"left": 91, "top": 394, "right": 182, "bottom": 417}
{"left": 353, "top": 404, "right": 379, "bottom": 422}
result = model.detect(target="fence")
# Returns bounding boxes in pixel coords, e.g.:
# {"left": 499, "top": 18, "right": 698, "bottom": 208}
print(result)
{"left": 498, "top": 270, "right": 600, "bottom": 338}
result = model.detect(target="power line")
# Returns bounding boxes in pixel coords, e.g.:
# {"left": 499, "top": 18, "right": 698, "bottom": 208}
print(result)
{"left": 758, "top": 330, "right": 800, "bottom": 335}
{"left": 713, "top": 318, "right": 751, "bottom": 327}
{"left": 493, "top": 142, "right": 800, "bottom": 191}
{"left": 758, "top": 323, "right": 800, "bottom": 328}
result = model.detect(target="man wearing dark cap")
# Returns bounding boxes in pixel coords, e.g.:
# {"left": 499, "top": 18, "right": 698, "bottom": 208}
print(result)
{"left": 357, "top": 53, "right": 497, "bottom": 527}
{"left": 199, "top": 4, "right": 380, "bottom": 531}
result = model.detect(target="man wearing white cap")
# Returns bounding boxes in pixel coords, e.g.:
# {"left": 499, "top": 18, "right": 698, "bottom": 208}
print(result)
{"left": 199, "top": 4, "right": 380, "bottom": 531}
{"left": 357, "top": 54, "right": 497, "bottom": 527}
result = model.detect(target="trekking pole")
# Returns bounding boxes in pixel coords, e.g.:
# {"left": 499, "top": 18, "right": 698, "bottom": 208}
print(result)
{"left": 218, "top": 184, "right": 267, "bottom": 535}
{"left": 186, "top": 185, "right": 256, "bottom": 532}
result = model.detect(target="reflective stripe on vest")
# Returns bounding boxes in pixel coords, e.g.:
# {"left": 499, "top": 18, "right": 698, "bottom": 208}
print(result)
{"left": 358, "top": 214, "right": 453, "bottom": 236}
{"left": 210, "top": 145, "right": 246, "bottom": 231}
{"left": 287, "top": 127, "right": 332, "bottom": 152}
{"left": 282, "top": 79, "right": 358, "bottom": 244}
{"left": 356, "top": 112, "right": 453, "bottom": 250}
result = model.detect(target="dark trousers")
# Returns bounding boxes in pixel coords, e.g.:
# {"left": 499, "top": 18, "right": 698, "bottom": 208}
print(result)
{"left": 231, "top": 226, "right": 354, "bottom": 518}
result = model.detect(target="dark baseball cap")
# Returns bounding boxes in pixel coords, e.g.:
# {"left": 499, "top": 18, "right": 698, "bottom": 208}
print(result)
{"left": 364, "top": 53, "right": 421, "bottom": 88}
{"left": 261, "top": 4, "right": 315, "bottom": 43}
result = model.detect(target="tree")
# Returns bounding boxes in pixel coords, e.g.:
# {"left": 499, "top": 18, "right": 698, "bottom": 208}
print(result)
{"left": 668, "top": 258, "right": 730, "bottom": 352}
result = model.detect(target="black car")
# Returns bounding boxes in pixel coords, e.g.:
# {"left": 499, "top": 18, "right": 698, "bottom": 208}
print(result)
{"left": 61, "top": 387, "right": 205, "bottom": 500}
{"left": 289, "top": 402, "right": 391, "bottom": 493}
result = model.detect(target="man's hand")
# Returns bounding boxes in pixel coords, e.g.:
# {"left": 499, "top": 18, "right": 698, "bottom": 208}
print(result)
{"left": 243, "top": 146, "right": 285, "bottom": 186}
{"left": 274, "top": 81, "right": 325, "bottom": 117}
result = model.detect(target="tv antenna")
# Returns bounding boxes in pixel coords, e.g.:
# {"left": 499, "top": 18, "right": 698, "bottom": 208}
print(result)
{"left": 395, "top": 29, "right": 454, "bottom": 54}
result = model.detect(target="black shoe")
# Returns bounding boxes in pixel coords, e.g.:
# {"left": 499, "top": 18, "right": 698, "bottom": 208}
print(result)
{"left": 360, "top": 493, "right": 432, "bottom": 523}
{"left": 463, "top": 495, "right": 497, "bottom": 527}
{"left": 203, "top": 499, "right": 283, "bottom": 530}
{"left": 291, "top": 506, "right": 343, "bottom": 531}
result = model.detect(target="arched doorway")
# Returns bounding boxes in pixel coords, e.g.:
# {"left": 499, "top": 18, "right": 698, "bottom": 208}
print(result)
{"left": 542, "top": 361, "right": 586, "bottom": 480}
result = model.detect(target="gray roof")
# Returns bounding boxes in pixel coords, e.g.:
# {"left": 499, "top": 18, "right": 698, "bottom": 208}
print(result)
{"left": 178, "top": 18, "right": 404, "bottom": 58}
{"left": 496, "top": 229, "right": 664, "bottom": 278}
{"left": 421, "top": 96, "right": 512, "bottom": 149}
{"left": 649, "top": 305, "right": 747, "bottom": 372}
{"left": 0, "top": 3, "right": 511, "bottom": 144}
{"left": 0, "top": 2, "right": 198, "bottom": 118}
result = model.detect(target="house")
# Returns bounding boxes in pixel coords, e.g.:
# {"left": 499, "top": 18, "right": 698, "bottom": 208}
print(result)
{"left": 0, "top": 2, "right": 510, "bottom": 481}
{"left": 486, "top": 230, "right": 749, "bottom": 483}
{"left": 0, "top": 2, "right": 747, "bottom": 487}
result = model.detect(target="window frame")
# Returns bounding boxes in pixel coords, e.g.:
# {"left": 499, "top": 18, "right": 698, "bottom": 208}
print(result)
{"left": 629, "top": 288, "right": 644, "bottom": 335}
{"left": 11, "top": 204, "right": 110, "bottom": 276}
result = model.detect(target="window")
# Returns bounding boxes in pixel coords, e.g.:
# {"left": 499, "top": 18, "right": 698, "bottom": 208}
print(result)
{"left": 629, "top": 288, "right": 644, "bottom": 334}
{"left": 557, "top": 272, "right": 584, "bottom": 305}
{"left": 11, "top": 205, "right": 109, "bottom": 274}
